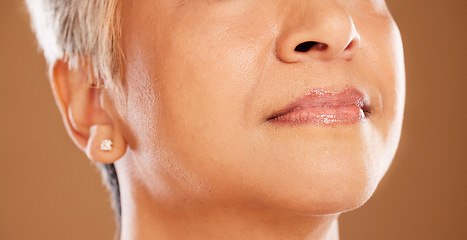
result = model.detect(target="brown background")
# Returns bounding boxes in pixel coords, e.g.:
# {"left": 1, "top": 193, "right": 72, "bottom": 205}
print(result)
{"left": 1, "top": 0, "right": 466, "bottom": 239}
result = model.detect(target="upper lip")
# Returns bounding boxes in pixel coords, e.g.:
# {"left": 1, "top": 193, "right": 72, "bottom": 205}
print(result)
{"left": 267, "top": 87, "right": 371, "bottom": 120}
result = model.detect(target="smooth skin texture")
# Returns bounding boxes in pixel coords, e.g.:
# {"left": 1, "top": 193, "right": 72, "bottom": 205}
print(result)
{"left": 52, "top": 0, "right": 405, "bottom": 239}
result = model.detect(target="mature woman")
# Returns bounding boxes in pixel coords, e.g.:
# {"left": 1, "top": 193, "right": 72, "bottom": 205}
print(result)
{"left": 26, "top": 0, "right": 405, "bottom": 239}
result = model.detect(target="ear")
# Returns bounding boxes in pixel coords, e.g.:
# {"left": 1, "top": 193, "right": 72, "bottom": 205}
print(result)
{"left": 50, "top": 59, "right": 126, "bottom": 164}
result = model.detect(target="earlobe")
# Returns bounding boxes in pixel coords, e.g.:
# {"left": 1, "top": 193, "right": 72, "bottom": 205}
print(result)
{"left": 86, "top": 124, "right": 127, "bottom": 164}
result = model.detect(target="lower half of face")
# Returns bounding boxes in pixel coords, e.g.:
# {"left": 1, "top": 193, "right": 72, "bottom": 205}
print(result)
{"left": 119, "top": 0, "right": 405, "bottom": 215}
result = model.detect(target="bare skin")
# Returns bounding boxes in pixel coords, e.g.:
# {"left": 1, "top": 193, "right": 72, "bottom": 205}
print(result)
{"left": 51, "top": 0, "right": 405, "bottom": 239}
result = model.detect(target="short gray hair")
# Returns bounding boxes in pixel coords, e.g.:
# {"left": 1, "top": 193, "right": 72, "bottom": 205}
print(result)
{"left": 26, "top": 0, "right": 122, "bottom": 90}
{"left": 25, "top": 0, "right": 123, "bottom": 231}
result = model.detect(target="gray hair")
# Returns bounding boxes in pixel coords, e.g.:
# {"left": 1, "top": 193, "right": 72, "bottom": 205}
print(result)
{"left": 25, "top": 0, "right": 123, "bottom": 231}
{"left": 26, "top": 0, "right": 123, "bottom": 90}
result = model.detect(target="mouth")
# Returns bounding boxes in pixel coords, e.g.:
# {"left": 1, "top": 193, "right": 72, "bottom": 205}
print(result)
{"left": 267, "top": 88, "right": 371, "bottom": 125}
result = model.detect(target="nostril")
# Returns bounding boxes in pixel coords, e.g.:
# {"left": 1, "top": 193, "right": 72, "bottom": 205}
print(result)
{"left": 294, "top": 41, "right": 328, "bottom": 53}
{"left": 344, "top": 40, "right": 354, "bottom": 51}
{"left": 295, "top": 41, "right": 316, "bottom": 52}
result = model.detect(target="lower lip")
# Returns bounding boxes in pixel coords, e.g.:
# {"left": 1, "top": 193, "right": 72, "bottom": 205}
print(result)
{"left": 268, "top": 106, "right": 365, "bottom": 125}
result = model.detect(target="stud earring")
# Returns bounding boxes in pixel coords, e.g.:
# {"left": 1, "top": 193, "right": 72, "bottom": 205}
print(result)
{"left": 101, "top": 139, "right": 113, "bottom": 152}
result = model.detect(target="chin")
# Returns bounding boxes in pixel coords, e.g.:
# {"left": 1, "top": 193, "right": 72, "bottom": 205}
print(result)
{"left": 243, "top": 117, "right": 399, "bottom": 216}
{"left": 264, "top": 173, "right": 380, "bottom": 217}
{"left": 287, "top": 174, "right": 379, "bottom": 216}
{"left": 244, "top": 141, "right": 389, "bottom": 217}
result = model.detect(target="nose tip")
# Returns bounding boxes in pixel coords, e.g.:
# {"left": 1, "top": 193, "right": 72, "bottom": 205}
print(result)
{"left": 276, "top": 4, "right": 361, "bottom": 63}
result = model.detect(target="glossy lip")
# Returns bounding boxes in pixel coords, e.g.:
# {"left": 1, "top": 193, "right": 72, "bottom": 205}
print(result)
{"left": 267, "top": 88, "right": 371, "bottom": 125}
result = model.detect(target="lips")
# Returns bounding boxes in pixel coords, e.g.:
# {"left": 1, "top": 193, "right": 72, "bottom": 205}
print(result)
{"left": 267, "top": 88, "right": 370, "bottom": 125}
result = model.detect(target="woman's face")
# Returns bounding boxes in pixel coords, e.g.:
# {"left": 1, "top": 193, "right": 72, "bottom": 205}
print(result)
{"left": 117, "top": 0, "right": 405, "bottom": 214}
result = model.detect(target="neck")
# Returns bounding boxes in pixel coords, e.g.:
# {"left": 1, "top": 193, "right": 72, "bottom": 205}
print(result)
{"left": 116, "top": 160, "right": 340, "bottom": 240}
{"left": 119, "top": 190, "right": 339, "bottom": 240}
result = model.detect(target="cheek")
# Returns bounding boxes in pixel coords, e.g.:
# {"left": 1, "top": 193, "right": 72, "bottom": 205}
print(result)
{"left": 362, "top": 16, "right": 405, "bottom": 124}
{"left": 356, "top": 18, "right": 405, "bottom": 181}
{"left": 121, "top": 4, "right": 279, "bottom": 196}
{"left": 155, "top": 34, "right": 275, "bottom": 194}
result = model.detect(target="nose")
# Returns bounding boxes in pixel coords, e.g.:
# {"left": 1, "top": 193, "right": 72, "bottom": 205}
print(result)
{"left": 276, "top": 1, "right": 361, "bottom": 63}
